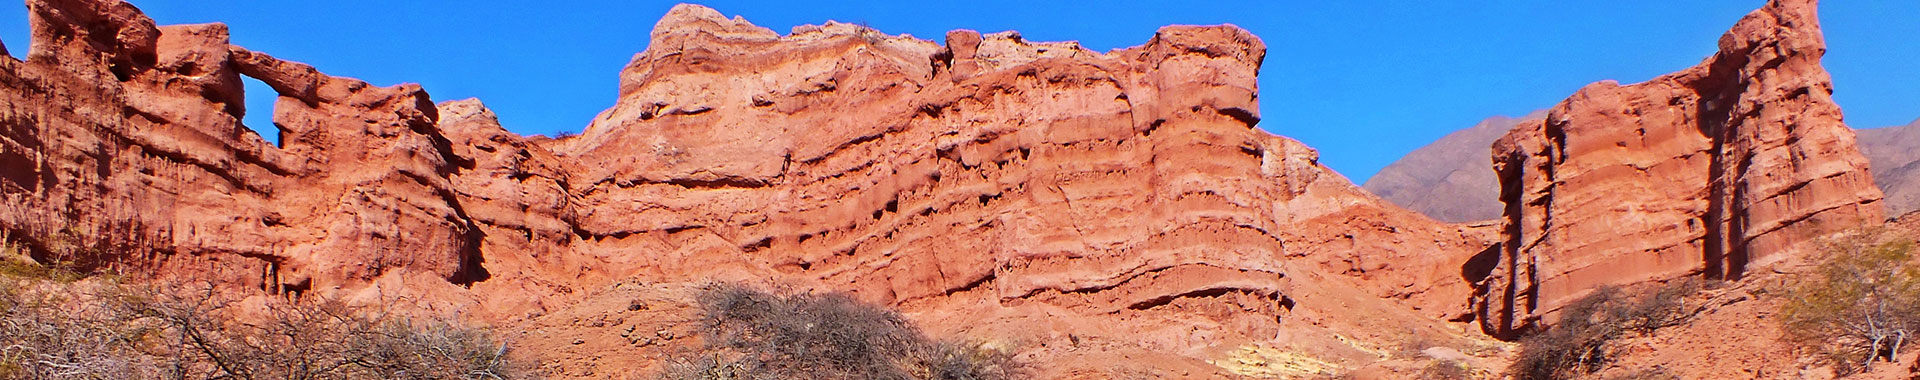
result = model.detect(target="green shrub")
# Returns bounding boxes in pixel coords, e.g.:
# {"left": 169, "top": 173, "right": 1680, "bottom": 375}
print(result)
{"left": 1780, "top": 231, "right": 1920, "bottom": 375}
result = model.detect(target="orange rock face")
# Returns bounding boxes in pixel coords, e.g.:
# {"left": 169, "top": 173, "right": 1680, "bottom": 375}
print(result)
{"left": 2, "top": 0, "right": 485, "bottom": 300}
{"left": 0, "top": 0, "right": 1497, "bottom": 377}
{"left": 1472, "top": 0, "right": 1885, "bottom": 337}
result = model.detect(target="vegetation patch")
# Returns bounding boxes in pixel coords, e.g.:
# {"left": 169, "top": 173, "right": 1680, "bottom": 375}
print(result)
{"left": 658, "top": 283, "right": 1019, "bottom": 380}
{"left": 0, "top": 276, "right": 532, "bottom": 380}
{"left": 1506, "top": 279, "right": 1701, "bottom": 380}
{"left": 1781, "top": 229, "right": 1920, "bottom": 375}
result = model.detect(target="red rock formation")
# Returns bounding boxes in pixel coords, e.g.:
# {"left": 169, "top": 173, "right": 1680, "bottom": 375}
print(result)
{"left": 3, "top": 0, "right": 483, "bottom": 302}
{"left": 0, "top": 0, "right": 1502, "bottom": 377}
{"left": 1472, "top": 0, "right": 1885, "bottom": 337}
{"left": 526, "top": 5, "right": 1496, "bottom": 376}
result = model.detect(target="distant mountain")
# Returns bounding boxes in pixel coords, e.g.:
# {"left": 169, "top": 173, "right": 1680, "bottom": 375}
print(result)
{"left": 1859, "top": 119, "right": 1920, "bottom": 217}
{"left": 1374, "top": 116, "right": 1920, "bottom": 222}
{"left": 1362, "top": 111, "right": 1544, "bottom": 222}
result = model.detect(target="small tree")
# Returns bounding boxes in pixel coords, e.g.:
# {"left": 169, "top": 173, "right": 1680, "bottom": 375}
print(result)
{"left": 1781, "top": 232, "right": 1920, "bottom": 374}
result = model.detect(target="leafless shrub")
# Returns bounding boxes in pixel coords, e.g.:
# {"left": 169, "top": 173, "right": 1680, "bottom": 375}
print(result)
{"left": 0, "top": 273, "right": 532, "bottom": 380}
{"left": 660, "top": 283, "right": 1018, "bottom": 380}
{"left": 1612, "top": 278, "right": 1701, "bottom": 335}
{"left": 904, "top": 340, "right": 1019, "bottom": 380}
{"left": 1598, "top": 367, "right": 1679, "bottom": 380}
{"left": 113, "top": 282, "right": 528, "bottom": 380}
{"left": 0, "top": 278, "right": 153, "bottom": 379}
{"left": 1418, "top": 359, "right": 1469, "bottom": 380}
{"left": 1508, "top": 280, "right": 1701, "bottom": 380}
{"left": 1508, "top": 287, "right": 1623, "bottom": 380}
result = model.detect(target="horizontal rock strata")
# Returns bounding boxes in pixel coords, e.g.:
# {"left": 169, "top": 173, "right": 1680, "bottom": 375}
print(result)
{"left": 1471, "top": 0, "right": 1884, "bottom": 338}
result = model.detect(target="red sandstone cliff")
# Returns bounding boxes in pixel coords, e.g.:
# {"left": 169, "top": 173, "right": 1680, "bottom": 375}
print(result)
{"left": 12, "top": 0, "right": 1897, "bottom": 376}
{"left": 1471, "top": 0, "right": 1885, "bottom": 338}
{"left": 0, "top": 1, "right": 1497, "bottom": 377}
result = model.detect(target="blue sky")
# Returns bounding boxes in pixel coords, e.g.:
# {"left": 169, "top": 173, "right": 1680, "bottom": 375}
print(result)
{"left": 1, "top": 1, "right": 1913, "bottom": 183}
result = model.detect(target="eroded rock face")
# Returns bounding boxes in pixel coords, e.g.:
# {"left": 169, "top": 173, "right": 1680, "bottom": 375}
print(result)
{"left": 530, "top": 5, "right": 1494, "bottom": 376}
{"left": 0, "top": 0, "right": 1494, "bottom": 377}
{"left": 2, "top": 0, "right": 481, "bottom": 302}
{"left": 1472, "top": 0, "right": 1884, "bottom": 337}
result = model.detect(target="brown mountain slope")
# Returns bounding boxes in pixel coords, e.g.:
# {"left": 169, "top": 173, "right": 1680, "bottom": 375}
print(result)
{"left": 1858, "top": 119, "right": 1920, "bottom": 217}
{"left": 0, "top": 0, "right": 1499, "bottom": 377}
{"left": 1377, "top": 117, "right": 1917, "bottom": 226}
{"left": 1363, "top": 111, "right": 1544, "bottom": 223}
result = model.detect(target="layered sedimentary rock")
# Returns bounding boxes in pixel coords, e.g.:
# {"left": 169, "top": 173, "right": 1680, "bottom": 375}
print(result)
{"left": 548, "top": 4, "right": 1489, "bottom": 314}
{"left": 1364, "top": 111, "right": 1544, "bottom": 223}
{"left": 0, "top": 0, "right": 1496, "bottom": 377}
{"left": 1470, "top": 0, "right": 1884, "bottom": 337}
{"left": 1, "top": 0, "right": 484, "bottom": 300}
{"left": 522, "top": 5, "right": 1498, "bottom": 376}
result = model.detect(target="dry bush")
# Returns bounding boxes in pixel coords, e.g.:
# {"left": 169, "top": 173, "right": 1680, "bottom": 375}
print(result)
{"left": 0, "top": 278, "right": 153, "bottom": 379}
{"left": 659, "top": 283, "right": 1018, "bottom": 380}
{"left": 0, "top": 274, "right": 531, "bottom": 380}
{"left": 1507, "top": 280, "right": 1701, "bottom": 380}
{"left": 1418, "top": 359, "right": 1469, "bottom": 380}
{"left": 118, "top": 282, "right": 529, "bottom": 380}
{"left": 1781, "top": 230, "right": 1920, "bottom": 375}
{"left": 1611, "top": 278, "right": 1700, "bottom": 335}
{"left": 1597, "top": 367, "right": 1679, "bottom": 380}
{"left": 1508, "top": 286, "right": 1624, "bottom": 380}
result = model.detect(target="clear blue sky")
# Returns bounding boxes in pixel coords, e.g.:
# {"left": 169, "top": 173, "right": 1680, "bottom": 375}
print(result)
{"left": 1, "top": 1, "right": 1913, "bottom": 183}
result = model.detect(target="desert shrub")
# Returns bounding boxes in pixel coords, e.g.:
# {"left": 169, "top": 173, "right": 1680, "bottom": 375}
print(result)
{"left": 1418, "top": 359, "right": 1469, "bottom": 380}
{"left": 0, "top": 275, "right": 531, "bottom": 380}
{"left": 0, "top": 278, "right": 152, "bottom": 380}
{"left": 1508, "top": 280, "right": 1701, "bottom": 380}
{"left": 1780, "top": 231, "right": 1920, "bottom": 375}
{"left": 899, "top": 339, "right": 1019, "bottom": 380}
{"left": 1611, "top": 278, "right": 1700, "bottom": 335}
{"left": 1598, "top": 367, "right": 1679, "bottom": 380}
{"left": 1508, "top": 287, "right": 1624, "bottom": 380}
{"left": 116, "top": 282, "right": 528, "bottom": 380}
{"left": 660, "top": 283, "right": 1018, "bottom": 380}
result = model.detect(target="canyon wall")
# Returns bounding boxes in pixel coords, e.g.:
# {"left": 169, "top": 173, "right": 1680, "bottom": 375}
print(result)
{"left": 0, "top": 0, "right": 1496, "bottom": 377}
{"left": 1470, "top": 0, "right": 1885, "bottom": 337}
{"left": 0, "top": 0, "right": 486, "bottom": 299}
